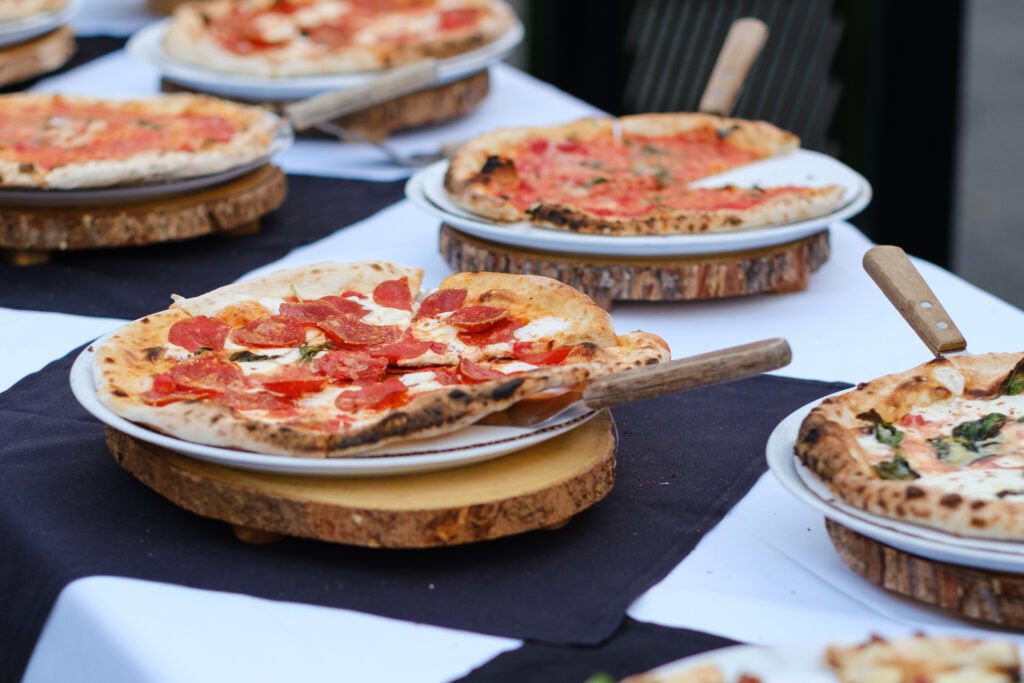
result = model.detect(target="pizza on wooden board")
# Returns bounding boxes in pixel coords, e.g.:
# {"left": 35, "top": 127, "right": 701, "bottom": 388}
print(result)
{"left": 92, "top": 262, "right": 669, "bottom": 458}
{"left": 0, "top": 93, "right": 280, "bottom": 189}
{"left": 0, "top": 0, "right": 65, "bottom": 22}
{"left": 797, "top": 352, "right": 1024, "bottom": 540}
{"left": 163, "top": 0, "right": 517, "bottom": 77}
{"left": 444, "top": 113, "right": 845, "bottom": 236}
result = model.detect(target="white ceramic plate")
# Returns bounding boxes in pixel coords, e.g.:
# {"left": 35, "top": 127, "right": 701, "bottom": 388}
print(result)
{"left": 0, "top": 0, "right": 79, "bottom": 48}
{"left": 629, "top": 642, "right": 841, "bottom": 682}
{"left": 126, "top": 19, "right": 524, "bottom": 101}
{"left": 0, "top": 120, "right": 293, "bottom": 207}
{"left": 767, "top": 395, "right": 1024, "bottom": 573}
{"left": 70, "top": 337, "right": 597, "bottom": 477}
{"left": 404, "top": 150, "right": 872, "bottom": 257}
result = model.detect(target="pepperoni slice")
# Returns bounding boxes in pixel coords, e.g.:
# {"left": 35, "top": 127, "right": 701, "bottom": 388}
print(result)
{"left": 168, "top": 316, "right": 230, "bottom": 352}
{"left": 256, "top": 366, "right": 328, "bottom": 397}
{"left": 449, "top": 305, "right": 508, "bottom": 331}
{"left": 513, "top": 343, "right": 576, "bottom": 366}
{"left": 372, "top": 277, "right": 413, "bottom": 311}
{"left": 365, "top": 330, "right": 436, "bottom": 361}
{"left": 318, "top": 296, "right": 369, "bottom": 317}
{"left": 141, "top": 372, "right": 217, "bottom": 406}
{"left": 340, "top": 290, "right": 367, "bottom": 300}
{"left": 389, "top": 365, "right": 462, "bottom": 386}
{"left": 233, "top": 315, "right": 307, "bottom": 348}
{"left": 280, "top": 298, "right": 361, "bottom": 324}
{"left": 414, "top": 288, "right": 467, "bottom": 319}
{"left": 222, "top": 390, "right": 296, "bottom": 413}
{"left": 169, "top": 353, "right": 246, "bottom": 392}
{"left": 315, "top": 349, "right": 387, "bottom": 382}
{"left": 439, "top": 7, "right": 479, "bottom": 30}
{"left": 457, "top": 318, "right": 524, "bottom": 346}
{"left": 215, "top": 301, "right": 271, "bottom": 327}
{"left": 318, "top": 317, "right": 402, "bottom": 347}
{"left": 334, "top": 378, "right": 409, "bottom": 412}
{"left": 458, "top": 359, "right": 508, "bottom": 383}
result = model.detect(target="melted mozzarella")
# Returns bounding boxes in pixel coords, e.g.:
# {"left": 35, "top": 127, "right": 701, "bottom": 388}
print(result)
{"left": 513, "top": 317, "right": 570, "bottom": 341}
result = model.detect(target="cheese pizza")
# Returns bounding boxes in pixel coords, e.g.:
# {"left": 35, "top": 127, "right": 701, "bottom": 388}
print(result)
{"left": 797, "top": 352, "right": 1024, "bottom": 539}
{"left": 0, "top": 93, "right": 280, "bottom": 189}
{"left": 444, "top": 113, "right": 845, "bottom": 236}
{"left": 163, "top": 0, "right": 517, "bottom": 77}
{"left": 92, "top": 262, "right": 669, "bottom": 458}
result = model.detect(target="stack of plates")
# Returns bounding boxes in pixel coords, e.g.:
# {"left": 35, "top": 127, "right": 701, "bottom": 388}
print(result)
{"left": 767, "top": 396, "right": 1024, "bottom": 573}
{"left": 126, "top": 19, "right": 525, "bottom": 101}
{"left": 405, "top": 150, "right": 873, "bottom": 258}
{"left": 70, "top": 337, "right": 597, "bottom": 478}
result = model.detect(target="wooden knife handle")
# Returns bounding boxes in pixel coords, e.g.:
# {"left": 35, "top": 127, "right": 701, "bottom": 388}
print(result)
{"left": 284, "top": 59, "right": 439, "bottom": 131}
{"left": 581, "top": 338, "right": 791, "bottom": 410}
{"left": 697, "top": 17, "right": 768, "bottom": 116}
{"left": 862, "top": 245, "right": 966, "bottom": 355}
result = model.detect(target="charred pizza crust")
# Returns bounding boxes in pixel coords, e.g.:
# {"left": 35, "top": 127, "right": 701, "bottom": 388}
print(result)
{"left": 93, "top": 262, "right": 669, "bottom": 458}
{"left": 0, "top": 93, "right": 280, "bottom": 189}
{"left": 797, "top": 352, "right": 1024, "bottom": 539}
{"left": 444, "top": 113, "right": 844, "bottom": 236}
{"left": 163, "top": 0, "right": 517, "bottom": 77}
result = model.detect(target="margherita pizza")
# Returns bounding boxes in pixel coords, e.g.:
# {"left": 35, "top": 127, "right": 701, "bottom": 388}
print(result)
{"left": 163, "top": 0, "right": 517, "bottom": 77}
{"left": 92, "top": 261, "right": 669, "bottom": 458}
{"left": 444, "top": 113, "right": 845, "bottom": 236}
{"left": 0, "top": 93, "right": 280, "bottom": 189}
{"left": 797, "top": 352, "right": 1024, "bottom": 539}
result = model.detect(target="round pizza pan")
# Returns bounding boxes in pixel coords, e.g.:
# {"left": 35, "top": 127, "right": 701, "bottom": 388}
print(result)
{"left": 126, "top": 19, "right": 524, "bottom": 101}
{"left": 405, "top": 150, "right": 873, "bottom": 257}
{"left": 767, "top": 397, "right": 1024, "bottom": 573}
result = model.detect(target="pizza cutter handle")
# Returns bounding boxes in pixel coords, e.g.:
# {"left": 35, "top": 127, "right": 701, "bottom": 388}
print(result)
{"left": 697, "top": 17, "right": 769, "bottom": 116}
{"left": 284, "top": 59, "right": 440, "bottom": 131}
{"left": 862, "top": 245, "right": 967, "bottom": 356}
{"left": 581, "top": 337, "right": 791, "bottom": 410}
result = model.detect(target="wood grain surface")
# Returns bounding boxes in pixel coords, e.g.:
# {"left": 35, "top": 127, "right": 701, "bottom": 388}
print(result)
{"left": 0, "top": 164, "right": 287, "bottom": 264}
{"left": 0, "top": 25, "right": 74, "bottom": 87}
{"left": 827, "top": 519, "right": 1024, "bottom": 628}
{"left": 440, "top": 224, "right": 830, "bottom": 309}
{"left": 106, "top": 410, "right": 617, "bottom": 548}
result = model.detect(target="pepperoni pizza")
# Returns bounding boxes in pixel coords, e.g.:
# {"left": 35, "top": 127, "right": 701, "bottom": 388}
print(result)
{"left": 92, "top": 262, "right": 669, "bottom": 458}
{"left": 444, "top": 113, "right": 845, "bottom": 236}
{"left": 0, "top": 93, "right": 280, "bottom": 189}
{"left": 163, "top": 0, "right": 517, "bottom": 78}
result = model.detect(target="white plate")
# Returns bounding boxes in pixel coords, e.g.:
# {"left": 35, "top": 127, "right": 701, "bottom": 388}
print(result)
{"left": 630, "top": 642, "right": 840, "bottom": 682}
{"left": 0, "top": 121, "right": 293, "bottom": 207}
{"left": 0, "top": 0, "right": 79, "bottom": 48}
{"left": 126, "top": 19, "right": 524, "bottom": 101}
{"left": 404, "top": 150, "right": 872, "bottom": 257}
{"left": 70, "top": 338, "right": 597, "bottom": 477}
{"left": 767, "top": 395, "right": 1024, "bottom": 573}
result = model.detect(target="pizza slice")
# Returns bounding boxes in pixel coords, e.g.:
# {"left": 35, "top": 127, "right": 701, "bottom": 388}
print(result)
{"left": 93, "top": 261, "right": 669, "bottom": 458}
{"left": 825, "top": 634, "right": 1021, "bottom": 682}
{"left": 444, "top": 113, "right": 844, "bottom": 236}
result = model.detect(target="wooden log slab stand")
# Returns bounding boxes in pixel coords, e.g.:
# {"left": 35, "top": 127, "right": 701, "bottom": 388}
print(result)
{"left": 0, "top": 25, "right": 74, "bottom": 87}
{"left": 827, "top": 518, "right": 1024, "bottom": 629}
{"left": 162, "top": 70, "right": 490, "bottom": 141}
{"left": 106, "top": 409, "right": 617, "bottom": 549}
{"left": 0, "top": 164, "right": 287, "bottom": 265}
{"left": 440, "top": 224, "right": 830, "bottom": 310}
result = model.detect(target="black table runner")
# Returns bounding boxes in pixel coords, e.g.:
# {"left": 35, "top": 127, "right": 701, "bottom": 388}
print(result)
{"left": 0, "top": 348, "right": 850, "bottom": 681}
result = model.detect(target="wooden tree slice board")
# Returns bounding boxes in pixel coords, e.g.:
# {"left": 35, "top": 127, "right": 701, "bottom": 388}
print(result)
{"left": 162, "top": 70, "right": 490, "bottom": 141}
{"left": 440, "top": 224, "right": 830, "bottom": 310}
{"left": 0, "top": 25, "right": 74, "bottom": 87}
{"left": 147, "top": 0, "right": 190, "bottom": 13}
{"left": 0, "top": 164, "right": 287, "bottom": 265}
{"left": 105, "top": 410, "right": 616, "bottom": 549}
{"left": 826, "top": 518, "right": 1024, "bottom": 628}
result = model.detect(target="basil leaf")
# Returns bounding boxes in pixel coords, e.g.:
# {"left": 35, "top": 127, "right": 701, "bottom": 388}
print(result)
{"left": 1000, "top": 359, "right": 1024, "bottom": 395}
{"left": 873, "top": 453, "right": 919, "bottom": 480}
{"left": 193, "top": 346, "right": 213, "bottom": 356}
{"left": 229, "top": 350, "right": 277, "bottom": 363}
{"left": 582, "top": 176, "right": 608, "bottom": 188}
{"left": 299, "top": 342, "right": 332, "bottom": 363}
{"left": 873, "top": 420, "right": 903, "bottom": 446}
{"left": 952, "top": 412, "right": 1006, "bottom": 441}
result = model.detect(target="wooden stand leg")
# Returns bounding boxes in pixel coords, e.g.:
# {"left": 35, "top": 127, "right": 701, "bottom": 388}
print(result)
{"left": 224, "top": 220, "right": 261, "bottom": 237}
{"left": 232, "top": 525, "right": 285, "bottom": 545}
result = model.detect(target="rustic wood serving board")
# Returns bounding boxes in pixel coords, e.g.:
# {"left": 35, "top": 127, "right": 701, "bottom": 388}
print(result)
{"left": 440, "top": 224, "right": 830, "bottom": 310}
{"left": 0, "top": 164, "right": 287, "bottom": 265}
{"left": 0, "top": 25, "right": 74, "bottom": 87}
{"left": 827, "top": 519, "right": 1024, "bottom": 628}
{"left": 162, "top": 70, "right": 490, "bottom": 141}
{"left": 106, "top": 410, "right": 616, "bottom": 548}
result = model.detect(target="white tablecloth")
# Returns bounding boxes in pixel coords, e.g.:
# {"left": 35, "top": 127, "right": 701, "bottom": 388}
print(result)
{"left": 13, "top": 10, "right": 1024, "bottom": 683}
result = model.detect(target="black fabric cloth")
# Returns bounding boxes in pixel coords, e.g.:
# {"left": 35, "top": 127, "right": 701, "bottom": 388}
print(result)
{"left": 0, "top": 347, "right": 851, "bottom": 682}
{"left": 457, "top": 618, "right": 739, "bottom": 683}
{"left": 0, "top": 176, "right": 406, "bottom": 319}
